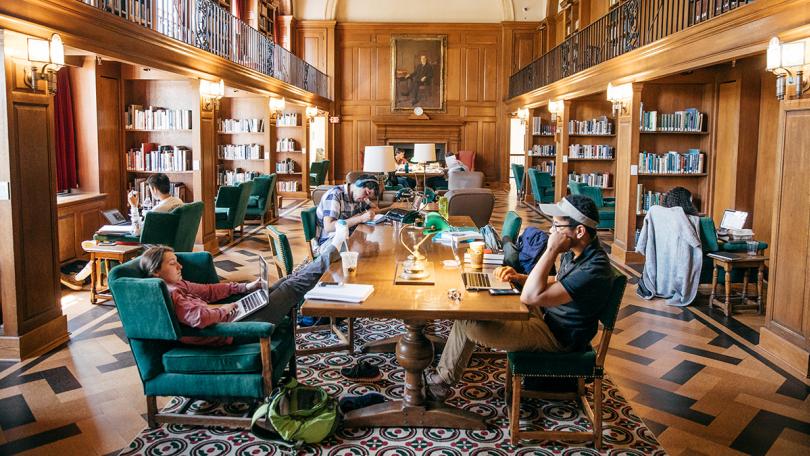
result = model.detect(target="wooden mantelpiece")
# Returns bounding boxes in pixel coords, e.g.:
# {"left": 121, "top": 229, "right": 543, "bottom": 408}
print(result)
{"left": 372, "top": 117, "right": 465, "bottom": 153}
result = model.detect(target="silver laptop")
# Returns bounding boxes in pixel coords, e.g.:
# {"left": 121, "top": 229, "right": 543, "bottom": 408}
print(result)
{"left": 720, "top": 209, "right": 748, "bottom": 230}
{"left": 231, "top": 256, "right": 270, "bottom": 321}
{"left": 461, "top": 271, "right": 514, "bottom": 291}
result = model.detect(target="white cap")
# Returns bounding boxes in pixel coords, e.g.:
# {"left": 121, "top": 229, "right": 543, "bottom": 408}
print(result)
{"left": 539, "top": 197, "right": 599, "bottom": 228}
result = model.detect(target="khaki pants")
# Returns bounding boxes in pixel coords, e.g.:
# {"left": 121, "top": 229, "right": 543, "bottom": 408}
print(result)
{"left": 436, "top": 315, "right": 564, "bottom": 385}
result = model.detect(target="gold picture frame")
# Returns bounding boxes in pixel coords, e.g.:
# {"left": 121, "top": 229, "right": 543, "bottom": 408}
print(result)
{"left": 390, "top": 35, "right": 446, "bottom": 112}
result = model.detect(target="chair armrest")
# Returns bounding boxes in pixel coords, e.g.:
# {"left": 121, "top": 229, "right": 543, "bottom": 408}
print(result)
{"left": 180, "top": 322, "right": 275, "bottom": 339}
{"left": 721, "top": 241, "right": 768, "bottom": 252}
{"left": 603, "top": 197, "right": 616, "bottom": 207}
{"left": 93, "top": 233, "right": 141, "bottom": 244}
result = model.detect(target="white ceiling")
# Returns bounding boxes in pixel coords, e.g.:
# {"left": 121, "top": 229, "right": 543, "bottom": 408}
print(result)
{"left": 293, "top": 0, "right": 547, "bottom": 22}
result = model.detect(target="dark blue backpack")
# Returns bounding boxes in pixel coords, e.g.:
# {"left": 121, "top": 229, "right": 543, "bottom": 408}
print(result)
{"left": 504, "top": 227, "right": 552, "bottom": 274}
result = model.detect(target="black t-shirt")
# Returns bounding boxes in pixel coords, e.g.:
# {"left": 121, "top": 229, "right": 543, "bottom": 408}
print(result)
{"left": 543, "top": 238, "right": 616, "bottom": 350}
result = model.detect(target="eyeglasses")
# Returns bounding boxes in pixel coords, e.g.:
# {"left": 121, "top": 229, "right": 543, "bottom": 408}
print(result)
{"left": 551, "top": 222, "right": 576, "bottom": 230}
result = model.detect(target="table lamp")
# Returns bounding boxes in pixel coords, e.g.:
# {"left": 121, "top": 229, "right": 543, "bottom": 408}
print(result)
{"left": 397, "top": 212, "right": 454, "bottom": 281}
{"left": 363, "top": 145, "right": 397, "bottom": 196}
{"left": 412, "top": 143, "right": 436, "bottom": 190}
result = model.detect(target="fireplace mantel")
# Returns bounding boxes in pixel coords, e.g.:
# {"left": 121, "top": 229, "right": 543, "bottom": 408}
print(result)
{"left": 372, "top": 117, "right": 465, "bottom": 153}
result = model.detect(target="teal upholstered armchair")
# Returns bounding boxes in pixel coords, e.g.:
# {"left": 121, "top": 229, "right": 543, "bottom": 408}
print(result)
{"left": 94, "top": 201, "right": 204, "bottom": 253}
{"left": 501, "top": 210, "right": 522, "bottom": 243}
{"left": 511, "top": 164, "right": 525, "bottom": 200}
{"left": 568, "top": 181, "right": 615, "bottom": 230}
{"left": 245, "top": 174, "right": 277, "bottom": 225}
{"left": 215, "top": 181, "right": 254, "bottom": 243}
{"left": 301, "top": 206, "right": 320, "bottom": 260}
{"left": 527, "top": 168, "right": 555, "bottom": 204}
{"left": 698, "top": 217, "right": 768, "bottom": 284}
{"left": 506, "top": 272, "right": 627, "bottom": 448}
{"left": 108, "top": 252, "right": 296, "bottom": 429}
{"left": 309, "top": 160, "right": 330, "bottom": 187}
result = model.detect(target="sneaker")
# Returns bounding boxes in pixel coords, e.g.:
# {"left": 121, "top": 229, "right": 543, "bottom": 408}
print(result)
{"left": 60, "top": 273, "right": 86, "bottom": 291}
{"left": 425, "top": 371, "right": 452, "bottom": 402}
{"left": 340, "top": 359, "right": 381, "bottom": 381}
{"left": 338, "top": 392, "right": 386, "bottom": 414}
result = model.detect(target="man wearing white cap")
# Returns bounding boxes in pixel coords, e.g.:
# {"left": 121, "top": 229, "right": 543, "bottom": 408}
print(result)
{"left": 427, "top": 194, "right": 616, "bottom": 401}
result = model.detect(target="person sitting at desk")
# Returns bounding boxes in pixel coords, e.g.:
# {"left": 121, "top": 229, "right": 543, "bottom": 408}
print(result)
{"left": 315, "top": 175, "right": 380, "bottom": 253}
{"left": 427, "top": 195, "right": 615, "bottom": 400}
{"left": 139, "top": 223, "right": 350, "bottom": 346}
{"left": 391, "top": 149, "right": 416, "bottom": 189}
{"left": 426, "top": 151, "right": 469, "bottom": 190}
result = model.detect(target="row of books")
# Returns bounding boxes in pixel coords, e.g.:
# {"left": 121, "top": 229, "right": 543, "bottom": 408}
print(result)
{"left": 217, "top": 170, "right": 264, "bottom": 187}
{"left": 638, "top": 150, "right": 704, "bottom": 174}
{"left": 531, "top": 118, "right": 555, "bottom": 135}
{"left": 126, "top": 105, "right": 192, "bottom": 131}
{"left": 126, "top": 143, "right": 191, "bottom": 172}
{"left": 276, "top": 113, "right": 300, "bottom": 127}
{"left": 131, "top": 178, "right": 187, "bottom": 206}
{"left": 568, "top": 172, "right": 611, "bottom": 188}
{"left": 276, "top": 158, "right": 298, "bottom": 174}
{"left": 278, "top": 181, "right": 300, "bottom": 192}
{"left": 277, "top": 138, "right": 299, "bottom": 152}
{"left": 529, "top": 145, "right": 555, "bottom": 157}
{"left": 218, "top": 118, "right": 264, "bottom": 133}
{"left": 639, "top": 104, "right": 704, "bottom": 132}
{"left": 534, "top": 162, "right": 556, "bottom": 177}
{"left": 218, "top": 144, "right": 264, "bottom": 160}
{"left": 635, "top": 184, "right": 664, "bottom": 215}
{"left": 568, "top": 116, "right": 613, "bottom": 135}
{"left": 569, "top": 144, "right": 614, "bottom": 159}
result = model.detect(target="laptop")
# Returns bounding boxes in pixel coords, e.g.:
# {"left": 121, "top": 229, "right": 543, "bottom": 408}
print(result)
{"left": 231, "top": 256, "right": 271, "bottom": 321}
{"left": 461, "top": 271, "right": 514, "bottom": 291}
{"left": 102, "top": 209, "right": 129, "bottom": 226}
{"left": 718, "top": 209, "right": 748, "bottom": 236}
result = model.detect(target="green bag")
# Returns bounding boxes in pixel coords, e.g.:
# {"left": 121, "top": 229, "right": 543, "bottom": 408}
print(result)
{"left": 251, "top": 379, "right": 339, "bottom": 446}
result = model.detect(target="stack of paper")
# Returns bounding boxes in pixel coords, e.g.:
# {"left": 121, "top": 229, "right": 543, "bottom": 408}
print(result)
{"left": 96, "top": 225, "right": 134, "bottom": 235}
{"left": 434, "top": 230, "right": 483, "bottom": 245}
{"left": 463, "top": 252, "right": 505, "bottom": 265}
{"left": 305, "top": 284, "right": 374, "bottom": 303}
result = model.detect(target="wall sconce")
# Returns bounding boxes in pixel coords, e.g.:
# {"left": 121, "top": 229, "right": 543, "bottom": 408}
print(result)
{"left": 607, "top": 82, "right": 633, "bottom": 115}
{"left": 547, "top": 99, "right": 564, "bottom": 120}
{"left": 269, "top": 97, "right": 286, "bottom": 119}
{"left": 305, "top": 106, "right": 319, "bottom": 119}
{"left": 516, "top": 107, "right": 530, "bottom": 125}
{"left": 25, "top": 34, "right": 64, "bottom": 95}
{"left": 767, "top": 36, "right": 809, "bottom": 100}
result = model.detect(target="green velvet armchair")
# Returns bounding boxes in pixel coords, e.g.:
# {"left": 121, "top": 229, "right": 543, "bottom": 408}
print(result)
{"left": 94, "top": 201, "right": 204, "bottom": 253}
{"left": 568, "top": 181, "right": 615, "bottom": 230}
{"left": 107, "top": 252, "right": 296, "bottom": 429}
{"left": 309, "top": 160, "right": 330, "bottom": 187}
{"left": 301, "top": 206, "right": 320, "bottom": 260}
{"left": 527, "top": 168, "right": 555, "bottom": 204}
{"left": 511, "top": 163, "right": 525, "bottom": 200}
{"left": 506, "top": 272, "right": 627, "bottom": 448}
{"left": 698, "top": 217, "right": 768, "bottom": 284}
{"left": 245, "top": 174, "right": 277, "bottom": 225}
{"left": 501, "top": 210, "right": 522, "bottom": 242}
{"left": 215, "top": 181, "right": 254, "bottom": 244}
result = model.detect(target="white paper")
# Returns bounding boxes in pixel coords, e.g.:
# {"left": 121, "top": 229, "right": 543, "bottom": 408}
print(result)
{"left": 305, "top": 283, "right": 374, "bottom": 303}
{"left": 630, "top": 165, "right": 638, "bottom": 176}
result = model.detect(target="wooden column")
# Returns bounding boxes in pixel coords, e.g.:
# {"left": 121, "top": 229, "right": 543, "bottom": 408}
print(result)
{"left": 612, "top": 83, "right": 644, "bottom": 265}
{"left": 553, "top": 101, "right": 571, "bottom": 200}
{"left": 0, "top": 30, "right": 68, "bottom": 360}
{"left": 278, "top": 15, "right": 295, "bottom": 52}
{"left": 759, "top": 98, "right": 810, "bottom": 377}
{"left": 194, "top": 85, "right": 219, "bottom": 254}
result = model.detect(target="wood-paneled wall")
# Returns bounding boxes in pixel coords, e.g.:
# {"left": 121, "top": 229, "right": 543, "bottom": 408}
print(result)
{"left": 334, "top": 23, "right": 506, "bottom": 184}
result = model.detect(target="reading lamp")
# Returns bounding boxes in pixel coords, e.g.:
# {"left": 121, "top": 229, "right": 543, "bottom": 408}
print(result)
{"left": 25, "top": 34, "right": 64, "bottom": 95}
{"left": 363, "top": 145, "right": 397, "bottom": 198}
{"left": 766, "top": 37, "right": 809, "bottom": 100}
{"left": 397, "top": 212, "right": 453, "bottom": 281}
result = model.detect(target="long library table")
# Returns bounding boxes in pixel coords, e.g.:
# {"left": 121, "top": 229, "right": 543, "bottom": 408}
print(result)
{"left": 301, "top": 216, "right": 529, "bottom": 429}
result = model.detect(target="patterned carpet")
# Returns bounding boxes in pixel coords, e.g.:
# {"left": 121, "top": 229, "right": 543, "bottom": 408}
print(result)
{"left": 120, "top": 320, "right": 665, "bottom": 455}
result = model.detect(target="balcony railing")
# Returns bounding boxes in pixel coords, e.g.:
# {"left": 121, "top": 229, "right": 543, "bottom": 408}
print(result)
{"left": 508, "top": 0, "right": 754, "bottom": 98}
{"left": 79, "top": 0, "right": 329, "bottom": 98}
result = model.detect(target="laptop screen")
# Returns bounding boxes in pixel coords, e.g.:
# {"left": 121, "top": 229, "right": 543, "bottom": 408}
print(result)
{"left": 102, "top": 209, "right": 127, "bottom": 225}
{"left": 259, "top": 256, "right": 269, "bottom": 300}
{"left": 720, "top": 210, "right": 747, "bottom": 230}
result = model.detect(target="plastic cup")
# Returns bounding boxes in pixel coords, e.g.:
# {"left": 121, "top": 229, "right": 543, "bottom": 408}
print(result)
{"left": 468, "top": 248, "right": 484, "bottom": 270}
{"left": 341, "top": 251, "right": 359, "bottom": 277}
{"left": 469, "top": 241, "right": 485, "bottom": 254}
{"left": 746, "top": 241, "right": 758, "bottom": 256}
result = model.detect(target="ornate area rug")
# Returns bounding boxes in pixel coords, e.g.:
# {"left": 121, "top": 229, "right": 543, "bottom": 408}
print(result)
{"left": 121, "top": 319, "right": 666, "bottom": 455}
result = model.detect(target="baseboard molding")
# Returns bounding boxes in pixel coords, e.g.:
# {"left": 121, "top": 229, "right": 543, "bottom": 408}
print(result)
{"left": 0, "top": 315, "right": 69, "bottom": 361}
{"left": 759, "top": 326, "right": 810, "bottom": 378}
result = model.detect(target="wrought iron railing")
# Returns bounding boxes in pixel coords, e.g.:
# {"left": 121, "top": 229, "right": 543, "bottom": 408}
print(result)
{"left": 79, "top": 0, "right": 329, "bottom": 98}
{"left": 508, "top": 0, "right": 754, "bottom": 98}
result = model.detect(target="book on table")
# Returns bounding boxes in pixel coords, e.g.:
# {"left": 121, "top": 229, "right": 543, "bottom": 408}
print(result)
{"left": 96, "top": 224, "right": 134, "bottom": 235}
{"left": 304, "top": 283, "right": 375, "bottom": 303}
{"left": 462, "top": 252, "right": 505, "bottom": 265}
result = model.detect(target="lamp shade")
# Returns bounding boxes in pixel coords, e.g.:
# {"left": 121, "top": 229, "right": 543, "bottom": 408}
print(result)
{"left": 27, "top": 38, "right": 50, "bottom": 63}
{"left": 363, "top": 145, "right": 397, "bottom": 173}
{"left": 412, "top": 143, "right": 436, "bottom": 163}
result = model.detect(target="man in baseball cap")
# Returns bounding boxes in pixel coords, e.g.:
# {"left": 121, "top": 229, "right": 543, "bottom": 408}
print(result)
{"left": 427, "top": 194, "right": 617, "bottom": 401}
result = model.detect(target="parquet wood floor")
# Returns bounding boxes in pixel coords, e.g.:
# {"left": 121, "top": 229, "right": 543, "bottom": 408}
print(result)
{"left": 0, "top": 189, "right": 807, "bottom": 455}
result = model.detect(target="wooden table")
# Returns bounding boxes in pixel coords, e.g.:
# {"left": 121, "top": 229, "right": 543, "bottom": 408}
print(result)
{"left": 708, "top": 252, "right": 768, "bottom": 316}
{"left": 302, "top": 216, "right": 529, "bottom": 429}
{"left": 396, "top": 168, "right": 446, "bottom": 190}
{"left": 82, "top": 241, "right": 143, "bottom": 304}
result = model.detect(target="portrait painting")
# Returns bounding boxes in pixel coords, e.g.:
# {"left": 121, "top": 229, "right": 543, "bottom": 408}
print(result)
{"left": 391, "top": 35, "right": 446, "bottom": 112}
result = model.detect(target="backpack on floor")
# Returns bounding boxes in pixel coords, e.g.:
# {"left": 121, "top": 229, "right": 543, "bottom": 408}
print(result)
{"left": 251, "top": 379, "right": 339, "bottom": 447}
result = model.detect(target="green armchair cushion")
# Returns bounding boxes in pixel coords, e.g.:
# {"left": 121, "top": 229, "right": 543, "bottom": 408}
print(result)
{"left": 508, "top": 348, "right": 598, "bottom": 377}
{"left": 163, "top": 343, "right": 263, "bottom": 374}
{"left": 215, "top": 207, "right": 229, "bottom": 221}
{"left": 246, "top": 175, "right": 277, "bottom": 219}
{"left": 247, "top": 195, "right": 260, "bottom": 208}
{"left": 145, "top": 373, "right": 265, "bottom": 399}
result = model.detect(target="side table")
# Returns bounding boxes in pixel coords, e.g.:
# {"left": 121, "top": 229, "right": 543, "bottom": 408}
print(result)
{"left": 707, "top": 252, "right": 768, "bottom": 316}
{"left": 82, "top": 241, "right": 143, "bottom": 305}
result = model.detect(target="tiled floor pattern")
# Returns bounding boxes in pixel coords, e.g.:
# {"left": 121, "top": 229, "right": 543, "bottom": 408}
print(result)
{"left": 0, "top": 190, "right": 807, "bottom": 455}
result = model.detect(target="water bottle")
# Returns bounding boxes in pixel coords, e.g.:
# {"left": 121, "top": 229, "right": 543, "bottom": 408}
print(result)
{"left": 438, "top": 196, "right": 449, "bottom": 219}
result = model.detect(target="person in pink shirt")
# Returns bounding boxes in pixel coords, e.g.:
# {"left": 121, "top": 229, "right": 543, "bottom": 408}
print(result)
{"left": 139, "top": 223, "right": 350, "bottom": 346}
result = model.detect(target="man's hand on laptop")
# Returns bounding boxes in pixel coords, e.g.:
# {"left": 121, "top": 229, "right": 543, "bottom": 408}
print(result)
{"left": 246, "top": 279, "right": 262, "bottom": 292}
{"left": 494, "top": 266, "right": 527, "bottom": 285}
{"left": 221, "top": 303, "right": 238, "bottom": 316}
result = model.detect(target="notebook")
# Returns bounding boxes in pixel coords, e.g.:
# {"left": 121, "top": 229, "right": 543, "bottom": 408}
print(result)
{"left": 304, "top": 283, "right": 375, "bottom": 303}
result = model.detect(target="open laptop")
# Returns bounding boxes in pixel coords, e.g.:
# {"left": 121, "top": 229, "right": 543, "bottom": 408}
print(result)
{"left": 231, "top": 256, "right": 270, "bottom": 321}
{"left": 718, "top": 209, "right": 748, "bottom": 235}
{"left": 461, "top": 271, "right": 514, "bottom": 291}
{"left": 102, "top": 209, "right": 129, "bottom": 226}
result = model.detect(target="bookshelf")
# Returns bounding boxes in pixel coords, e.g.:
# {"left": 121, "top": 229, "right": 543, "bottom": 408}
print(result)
{"left": 564, "top": 95, "right": 616, "bottom": 196}
{"left": 275, "top": 103, "right": 310, "bottom": 198}
{"left": 524, "top": 108, "right": 557, "bottom": 202}
{"left": 215, "top": 94, "right": 275, "bottom": 188}
{"left": 257, "top": 0, "right": 277, "bottom": 39}
{"left": 123, "top": 77, "right": 196, "bottom": 203}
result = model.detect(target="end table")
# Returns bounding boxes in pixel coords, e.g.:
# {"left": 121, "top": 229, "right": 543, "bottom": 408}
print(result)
{"left": 707, "top": 252, "right": 768, "bottom": 317}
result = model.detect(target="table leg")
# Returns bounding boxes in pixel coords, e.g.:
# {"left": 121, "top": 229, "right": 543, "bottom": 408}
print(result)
{"left": 724, "top": 266, "right": 732, "bottom": 317}
{"left": 343, "top": 319, "right": 485, "bottom": 430}
{"left": 741, "top": 270, "right": 749, "bottom": 303}
{"left": 90, "top": 255, "right": 98, "bottom": 305}
{"left": 361, "top": 333, "right": 445, "bottom": 354}
{"left": 709, "top": 266, "right": 718, "bottom": 311}
{"left": 757, "top": 264, "right": 764, "bottom": 314}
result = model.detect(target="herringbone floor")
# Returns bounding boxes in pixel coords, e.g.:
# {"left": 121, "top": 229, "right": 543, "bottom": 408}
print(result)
{"left": 0, "top": 189, "right": 807, "bottom": 455}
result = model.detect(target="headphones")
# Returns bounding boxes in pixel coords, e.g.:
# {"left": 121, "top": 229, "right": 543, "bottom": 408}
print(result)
{"left": 353, "top": 177, "right": 378, "bottom": 191}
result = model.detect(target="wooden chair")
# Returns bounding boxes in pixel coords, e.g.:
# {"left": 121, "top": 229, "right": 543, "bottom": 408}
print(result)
{"left": 505, "top": 273, "right": 627, "bottom": 448}
{"left": 266, "top": 225, "right": 354, "bottom": 355}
